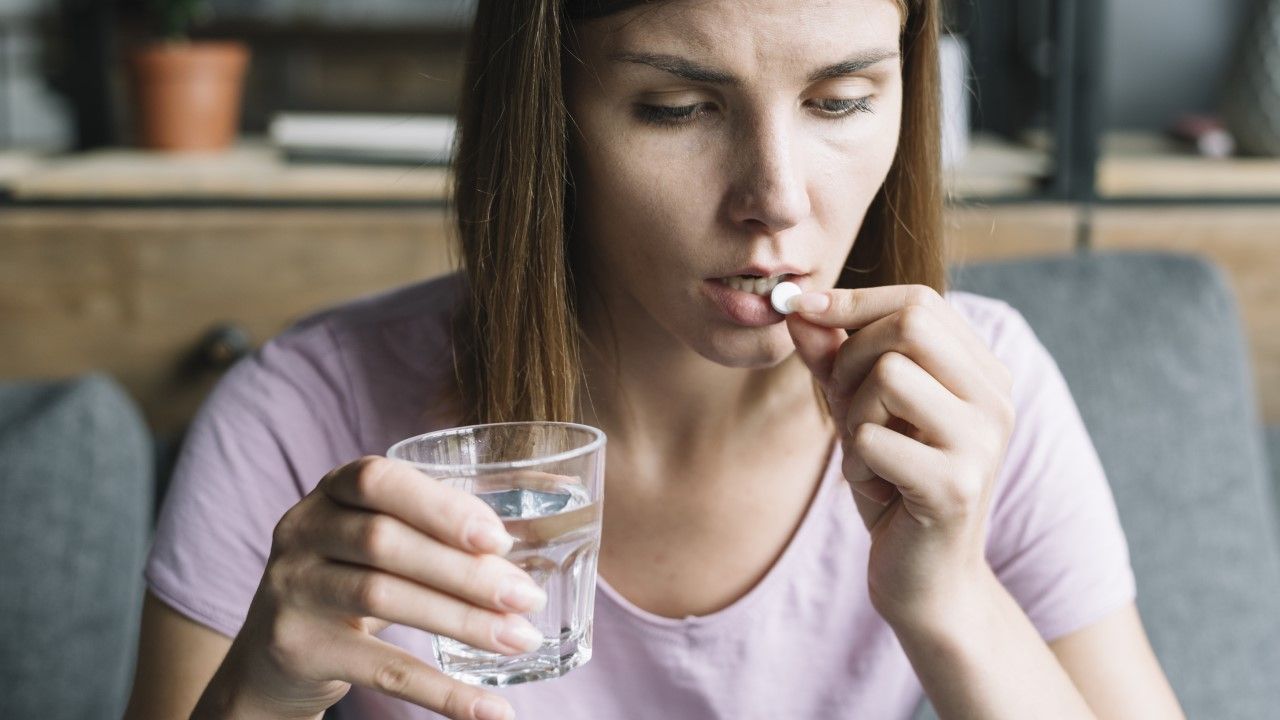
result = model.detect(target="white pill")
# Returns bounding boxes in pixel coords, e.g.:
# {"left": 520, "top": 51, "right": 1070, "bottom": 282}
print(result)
{"left": 770, "top": 281, "right": 803, "bottom": 315}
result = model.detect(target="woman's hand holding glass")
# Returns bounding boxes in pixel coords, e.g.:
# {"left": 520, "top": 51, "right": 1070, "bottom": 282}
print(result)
{"left": 785, "top": 285, "right": 1016, "bottom": 632}
{"left": 211, "top": 456, "right": 540, "bottom": 720}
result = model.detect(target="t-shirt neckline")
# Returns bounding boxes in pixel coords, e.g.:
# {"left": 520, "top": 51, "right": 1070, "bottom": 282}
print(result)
{"left": 594, "top": 432, "right": 841, "bottom": 634}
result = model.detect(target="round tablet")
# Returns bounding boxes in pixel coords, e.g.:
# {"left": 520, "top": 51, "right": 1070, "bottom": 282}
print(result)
{"left": 770, "top": 281, "right": 803, "bottom": 315}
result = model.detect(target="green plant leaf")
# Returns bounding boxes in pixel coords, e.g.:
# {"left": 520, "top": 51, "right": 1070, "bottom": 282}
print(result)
{"left": 148, "top": 0, "right": 210, "bottom": 41}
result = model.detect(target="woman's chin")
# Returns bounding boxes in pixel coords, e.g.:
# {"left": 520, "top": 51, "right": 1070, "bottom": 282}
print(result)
{"left": 693, "top": 327, "right": 796, "bottom": 369}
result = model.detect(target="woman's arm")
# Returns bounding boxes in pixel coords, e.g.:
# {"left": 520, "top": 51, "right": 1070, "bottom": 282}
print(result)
{"left": 1048, "top": 601, "right": 1184, "bottom": 719}
{"left": 123, "top": 592, "right": 234, "bottom": 720}
{"left": 784, "top": 285, "right": 1184, "bottom": 718}
{"left": 891, "top": 566, "right": 1183, "bottom": 719}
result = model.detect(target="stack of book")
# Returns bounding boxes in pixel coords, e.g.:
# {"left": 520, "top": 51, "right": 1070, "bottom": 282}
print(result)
{"left": 268, "top": 112, "right": 455, "bottom": 165}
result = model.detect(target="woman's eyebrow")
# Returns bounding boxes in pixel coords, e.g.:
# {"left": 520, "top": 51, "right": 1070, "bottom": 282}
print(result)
{"left": 606, "top": 49, "right": 900, "bottom": 87}
{"left": 806, "top": 49, "right": 900, "bottom": 82}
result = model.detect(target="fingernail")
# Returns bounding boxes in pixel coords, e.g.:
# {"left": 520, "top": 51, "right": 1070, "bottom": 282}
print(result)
{"left": 466, "top": 519, "right": 514, "bottom": 555}
{"left": 497, "top": 616, "right": 544, "bottom": 653}
{"left": 498, "top": 577, "right": 548, "bottom": 613}
{"left": 473, "top": 696, "right": 513, "bottom": 720}
{"left": 793, "top": 292, "right": 830, "bottom": 313}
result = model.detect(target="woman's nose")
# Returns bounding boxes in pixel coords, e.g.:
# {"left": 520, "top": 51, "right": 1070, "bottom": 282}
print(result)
{"left": 726, "top": 115, "right": 811, "bottom": 234}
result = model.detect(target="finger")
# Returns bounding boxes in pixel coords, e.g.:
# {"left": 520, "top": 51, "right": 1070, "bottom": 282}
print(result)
{"left": 841, "top": 433, "right": 899, "bottom": 506}
{"left": 795, "top": 285, "right": 1010, "bottom": 389}
{"left": 792, "top": 284, "right": 943, "bottom": 331}
{"left": 304, "top": 503, "right": 548, "bottom": 615}
{"left": 829, "top": 306, "right": 995, "bottom": 405}
{"left": 330, "top": 631, "right": 515, "bottom": 720}
{"left": 785, "top": 312, "right": 847, "bottom": 387}
{"left": 296, "top": 561, "right": 545, "bottom": 657}
{"left": 842, "top": 351, "right": 968, "bottom": 452}
{"left": 851, "top": 421, "right": 951, "bottom": 511}
{"left": 321, "top": 457, "right": 515, "bottom": 556}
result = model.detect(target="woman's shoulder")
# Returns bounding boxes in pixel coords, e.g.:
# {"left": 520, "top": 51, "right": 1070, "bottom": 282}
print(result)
{"left": 284, "top": 270, "right": 466, "bottom": 343}
{"left": 215, "top": 271, "right": 467, "bottom": 455}
{"left": 942, "top": 288, "right": 1039, "bottom": 359}
{"left": 264, "top": 270, "right": 465, "bottom": 372}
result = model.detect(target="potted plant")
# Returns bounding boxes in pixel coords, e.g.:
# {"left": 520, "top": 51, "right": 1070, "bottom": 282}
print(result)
{"left": 128, "top": 0, "right": 250, "bottom": 151}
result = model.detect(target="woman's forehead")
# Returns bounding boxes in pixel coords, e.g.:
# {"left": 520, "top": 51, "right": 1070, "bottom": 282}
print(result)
{"left": 575, "top": 0, "right": 904, "bottom": 80}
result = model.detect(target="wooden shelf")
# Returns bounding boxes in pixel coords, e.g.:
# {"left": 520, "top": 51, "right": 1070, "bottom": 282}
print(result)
{"left": 946, "top": 131, "right": 1050, "bottom": 200}
{"left": 1, "top": 132, "right": 1051, "bottom": 205}
{"left": 1099, "top": 131, "right": 1280, "bottom": 199}
{"left": 1, "top": 140, "right": 448, "bottom": 203}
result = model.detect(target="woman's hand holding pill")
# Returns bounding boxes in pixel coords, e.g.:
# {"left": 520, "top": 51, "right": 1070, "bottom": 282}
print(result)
{"left": 784, "top": 285, "right": 1016, "bottom": 631}
{"left": 195, "top": 456, "right": 540, "bottom": 720}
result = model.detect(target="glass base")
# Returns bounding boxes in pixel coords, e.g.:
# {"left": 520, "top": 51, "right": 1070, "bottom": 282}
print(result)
{"left": 435, "top": 627, "right": 593, "bottom": 687}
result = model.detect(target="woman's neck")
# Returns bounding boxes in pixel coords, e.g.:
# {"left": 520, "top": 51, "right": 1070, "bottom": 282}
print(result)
{"left": 577, "top": 319, "right": 829, "bottom": 482}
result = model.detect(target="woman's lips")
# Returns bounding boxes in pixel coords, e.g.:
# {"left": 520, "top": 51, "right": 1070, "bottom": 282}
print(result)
{"left": 701, "top": 277, "right": 803, "bottom": 327}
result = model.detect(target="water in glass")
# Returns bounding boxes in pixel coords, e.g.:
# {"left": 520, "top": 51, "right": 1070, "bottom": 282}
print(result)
{"left": 434, "top": 484, "right": 601, "bottom": 686}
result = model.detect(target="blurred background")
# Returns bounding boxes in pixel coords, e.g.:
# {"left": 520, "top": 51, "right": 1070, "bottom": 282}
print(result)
{"left": 1, "top": 0, "right": 1277, "bottom": 438}
{"left": 3, "top": 1, "right": 1280, "bottom": 717}
{"left": 1, "top": 0, "right": 1277, "bottom": 437}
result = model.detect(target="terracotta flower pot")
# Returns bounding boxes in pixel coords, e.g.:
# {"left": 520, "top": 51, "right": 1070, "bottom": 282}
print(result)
{"left": 129, "top": 40, "right": 250, "bottom": 152}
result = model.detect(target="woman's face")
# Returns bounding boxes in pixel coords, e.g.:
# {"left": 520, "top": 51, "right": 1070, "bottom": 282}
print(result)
{"left": 566, "top": 0, "right": 905, "bottom": 369}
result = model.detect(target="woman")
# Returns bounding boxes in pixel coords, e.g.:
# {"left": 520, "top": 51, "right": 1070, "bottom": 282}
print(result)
{"left": 125, "top": 1, "right": 1185, "bottom": 719}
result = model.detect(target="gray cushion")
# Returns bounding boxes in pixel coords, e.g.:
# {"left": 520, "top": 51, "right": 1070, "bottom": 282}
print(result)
{"left": 1268, "top": 426, "right": 1280, "bottom": 531}
{"left": 913, "top": 251, "right": 1280, "bottom": 719}
{"left": 0, "top": 374, "right": 152, "bottom": 720}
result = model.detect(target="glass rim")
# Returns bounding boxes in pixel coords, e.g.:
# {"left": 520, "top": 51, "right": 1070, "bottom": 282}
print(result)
{"left": 386, "top": 421, "right": 607, "bottom": 473}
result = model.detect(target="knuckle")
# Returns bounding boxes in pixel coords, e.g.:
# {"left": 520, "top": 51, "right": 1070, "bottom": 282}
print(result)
{"left": 271, "top": 512, "right": 295, "bottom": 552}
{"left": 263, "top": 559, "right": 297, "bottom": 602}
{"left": 997, "top": 395, "right": 1016, "bottom": 428}
{"left": 997, "top": 361, "right": 1015, "bottom": 392}
{"left": 841, "top": 454, "right": 865, "bottom": 483}
{"left": 359, "top": 515, "right": 398, "bottom": 561}
{"left": 460, "top": 603, "right": 500, "bottom": 646}
{"left": 852, "top": 421, "right": 877, "bottom": 450}
{"left": 353, "top": 573, "right": 391, "bottom": 615}
{"left": 439, "top": 682, "right": 472, "bottom": 720}
{"left": 896, "top": 305, "right": 933, "bottom": 350}
{"left": 909, "top": 284, "right": 941, "bottom": 307}
{"left": 263, "top": 612, "right": 309, "bottom": 673}
{"left": 872, "top": 352, "right": 906, "bottom": 385}
{"left": 371, "top": 656, "right": 417, "bottom": 697}
{"left": 352, "top": 456, "right": 395, "bottom": 502}
{"left": 837, "top": 291, "right": 860, "bottom": 316}
{"left": 942, "top": 465, "right": 982, "bottom": 514}
{"left": 450, "top": 497, "right": 497, "bottom": 548}
{"left": 467, "top": 554, "right": 504, "bottom": 594}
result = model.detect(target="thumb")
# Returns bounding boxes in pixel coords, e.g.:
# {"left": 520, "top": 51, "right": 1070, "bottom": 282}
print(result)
{"left": 786, "top": 313, "right": 847, "bottom": 388}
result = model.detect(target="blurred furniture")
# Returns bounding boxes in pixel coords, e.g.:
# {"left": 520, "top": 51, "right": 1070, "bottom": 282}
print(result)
{"left": 914, "top": 250, "right": 1280, "bottom": 720}
{"left": 0, "top": 373, "right": 151, "bottom": 720}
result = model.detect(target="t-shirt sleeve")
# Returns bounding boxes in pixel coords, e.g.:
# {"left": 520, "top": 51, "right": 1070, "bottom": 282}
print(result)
{"left": 144, "top": 317, "right": 364, "bottom": 638}
{"left": 983, "top": 304, "right": 1138, "bottom": 643}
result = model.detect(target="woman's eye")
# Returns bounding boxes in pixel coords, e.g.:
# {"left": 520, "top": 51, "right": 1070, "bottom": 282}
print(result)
{"left": 810, "top": 97, "right": 874, "bottom": 118}
{"left": 634, "top": 97, "right": 873, "bottom": 127}
{"left": 634, "top": 103, "right": 710, "bottom": 126}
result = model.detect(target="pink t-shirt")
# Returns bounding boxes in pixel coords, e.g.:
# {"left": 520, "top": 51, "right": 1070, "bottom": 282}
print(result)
{"left": 145, "top": 272, "right": 1137, "bottom": 720}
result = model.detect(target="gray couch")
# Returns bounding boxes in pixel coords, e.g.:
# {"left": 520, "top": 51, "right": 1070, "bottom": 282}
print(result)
{"left": 914, "top": 250, "right": 1280, "bottom": 719}
{"left": 1, "top": 250, "right": 1278, "bottom": 720}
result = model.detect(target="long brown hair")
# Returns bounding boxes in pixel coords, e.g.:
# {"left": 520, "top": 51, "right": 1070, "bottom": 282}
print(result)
{"left": 450, "top": 0, "right": 945, "bottom": 426}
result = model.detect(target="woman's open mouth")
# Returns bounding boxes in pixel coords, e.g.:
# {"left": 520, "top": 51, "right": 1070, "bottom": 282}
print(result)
{"left": 703, "top": 273, "right": 802, "bottom": 327}
{"left": 717, "top": 274, "right": 795, "bottom": 295}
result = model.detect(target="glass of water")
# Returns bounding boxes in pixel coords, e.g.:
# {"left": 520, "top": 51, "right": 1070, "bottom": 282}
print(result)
{"left": 387, "top": 422, "right": 606, "bottom": 686}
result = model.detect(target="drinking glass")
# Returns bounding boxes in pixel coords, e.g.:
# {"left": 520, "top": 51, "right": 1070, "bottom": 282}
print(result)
{"left": 387, "top": 422, "right": 606, "bottom": 686}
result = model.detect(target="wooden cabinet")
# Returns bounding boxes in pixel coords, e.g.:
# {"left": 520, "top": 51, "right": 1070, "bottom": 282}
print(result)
{"left": 0, "top": 208, "right": 455, "bottom": 432}
{"left": 3, "top": 148, "right": 1277, "bottom": 431}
